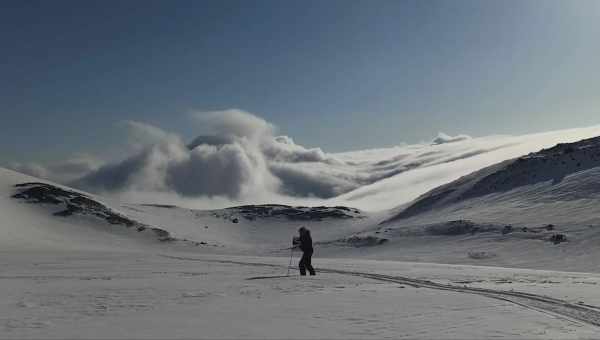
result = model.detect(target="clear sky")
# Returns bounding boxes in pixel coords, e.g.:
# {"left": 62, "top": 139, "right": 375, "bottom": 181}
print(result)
{"left": 1, "top": 0, "right": 600, "bottom": 163}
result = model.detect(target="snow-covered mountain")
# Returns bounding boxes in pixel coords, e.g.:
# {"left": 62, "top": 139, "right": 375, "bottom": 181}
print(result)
{"left": 311, "top": 135, "right": 600, "bottom": 271}
{"left": 387, "top": 135, "right": 600, "bottom": 225}
{"left": 0, "top": 167, "right": 181, "bottom": 252}
{"left": 332, "top": 126, "right": 600, "bottom": 210}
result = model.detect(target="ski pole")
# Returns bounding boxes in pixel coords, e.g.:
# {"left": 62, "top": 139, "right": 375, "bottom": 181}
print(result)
{"left": 287, "top": 247, "right": 294, "bottom": 276}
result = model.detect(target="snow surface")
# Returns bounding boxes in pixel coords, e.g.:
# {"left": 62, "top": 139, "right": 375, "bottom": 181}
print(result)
{"left": 0, "top": 168, "right": 160, "bottom": 252}
{"left": 5, "top": 127, "right": 600, "bottom": 338}
{"left": 341, "top": 135, "right": 600, "bottom": 273}
{"left": 4, "top": 251, "right": 600, "bottom": 339}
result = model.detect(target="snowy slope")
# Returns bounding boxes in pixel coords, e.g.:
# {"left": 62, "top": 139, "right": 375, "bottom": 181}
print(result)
{"left": 0, "top": 167, "right": 222, "bottom": 254}
{"left": 0, "top": 167, "right": 380, "bottom": 254}
{"left": 6, "top": 159, "right": 600, "bottom": 338}
{"left": 321, "top": 136, "right": 600, "bottom": 271}
{"left": 330, "top": 125, "right": 600, "bottom": 210}
{"left": 387, "top": 135, "right": 600, "bottom": 224}
{"left": 120, "top": 203, "right": 382, "bottom": 254}
{"left": 6, "top": 251, "right": 600, "bottom": 339}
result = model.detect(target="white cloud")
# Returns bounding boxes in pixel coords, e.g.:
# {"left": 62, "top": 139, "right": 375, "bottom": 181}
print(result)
{"left": 7, "top": 154, "right": 103, "bottom": 184}
{"left": 75, "top": 110, "right": 355, "bottom": 200}
{"left": 264, "top": 135, "right": 333, "bottom": 163}
{"left": 74, "top": 110, "right": 280, "bottom": 199}
{"left": 331, "top": 125, "right": 600, "bottom": 210}
{"left": 10, "top": 109, "right": 600, "bottom": 212}
{"left": 7, "top": 162, "right": 48, "bottom": 180}
{"left": 432, "top": 132, "right": 472, "bottom": 145}
{"left": 191, "top": 109, "right": 275, "bottom": 140}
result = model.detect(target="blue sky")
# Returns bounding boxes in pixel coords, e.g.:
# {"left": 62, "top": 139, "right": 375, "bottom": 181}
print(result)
{"left": 1, "top": 0, "right": 600, "bottom": 163}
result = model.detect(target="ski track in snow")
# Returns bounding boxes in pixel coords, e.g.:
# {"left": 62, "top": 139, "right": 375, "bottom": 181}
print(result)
{"left": 161, "top": 254, "right": 600, "bottom": 329}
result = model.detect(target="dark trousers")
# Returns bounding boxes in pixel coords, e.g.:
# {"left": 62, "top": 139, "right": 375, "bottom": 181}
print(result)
{"left": 299, "top": 249, "right": 316, "bottom": 276}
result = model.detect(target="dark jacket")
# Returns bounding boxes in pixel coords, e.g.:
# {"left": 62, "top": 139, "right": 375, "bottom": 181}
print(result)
{"left": 300, "top": 232, "right": 313, "bottom": 252}
{"left": 294, "top": 230, "right": 313, "bottom": 252}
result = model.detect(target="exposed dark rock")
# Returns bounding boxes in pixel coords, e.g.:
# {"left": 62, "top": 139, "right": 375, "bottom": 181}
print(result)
{"left": 502, "top": 225, "right": 514, "bottom": 235}
{"left": 468, "top": 251, "right": 497, "bottom": 260}
{"left": 221, "top": 204, "right": 361, "bottom": 221}
{"left": 12, "top": 182, "right": 172, "bottom": 242}
{"left": 390, "top": 135, "right": 600, "bottom": 220}
{"left": 426, "top": 220, "right": 480, "bottom": 236}
{"left": 12, "top": 183, "right": 70, "bottom": 204}
{"left": 324, "top": 235, "right": 389, "bottom": 247}
{"left": 140, "top": 204, "right": 177, "bottom": 209}
{"left": 106, "top": 214, "right": 135, "bottom": 227}
{"left": 550, "top": 233, "right": 567, "bottom": 244}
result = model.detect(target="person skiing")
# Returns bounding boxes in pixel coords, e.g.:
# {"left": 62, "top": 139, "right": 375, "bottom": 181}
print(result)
{"left": 293, "top": 227, "right": 316, "bottom": 276}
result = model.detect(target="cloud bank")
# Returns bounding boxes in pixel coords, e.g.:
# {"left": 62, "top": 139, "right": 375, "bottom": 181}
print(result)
{"left": 8, "top": 109, "right": 600, "bottom": 211}
{"left": 66, "top": 109, "right": 442, "bottom": 202}
{"left": 73, "top": 110, "right": 348, "bottom": 200}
